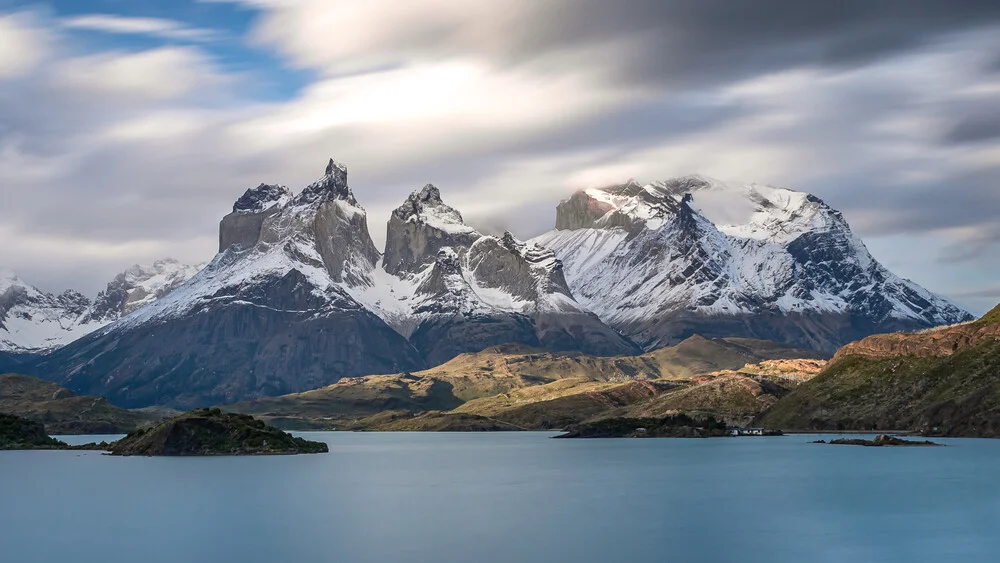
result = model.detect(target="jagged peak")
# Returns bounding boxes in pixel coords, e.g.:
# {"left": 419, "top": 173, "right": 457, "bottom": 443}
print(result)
{"left": 233, "top": 183, "right": 292, "bottom": 213}
{"left": 664, "top": 192, "right": 717, "bottom": 237}
{"left": 492, "top": 231, "right": 559, "bottom": 269}
{"left": 415, "top": 183, "right": 442, "bottom": 203}
{"left": 500, "top": 230, "right": 520, "bottom": 250}
{"left": 325, "top": 158, "right": 347, "bottom": 176}
{"left": 297, "top": 158, "right": 357, "bottom": 206}
{"left": 392, "top": 184, "right": 474, "bottom": 235}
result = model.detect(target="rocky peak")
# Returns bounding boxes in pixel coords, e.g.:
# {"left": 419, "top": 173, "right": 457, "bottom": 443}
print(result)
{"left": 409, "top": 184, "right": 445, "bottom": 207}
{"left": 383, "top": 184, "right": 477, "bottom": 276}
{"left": 55, "top": 290, "right": 91, "bottom": 315}
{"left": 500, "top": 231, "right": 520, "bottom": 251}
{"left": 298, "top": 158, "right": 356, "bottom": 205}
{"left": 86, "top": 259, "right": 203, "bottom": 322}
{"left": 669, "top": 193, "right": 703, "bottom": 236}
{"left": 393, "top": 184, "right": 471, "bottom": 228}
{"left": 656, "top": 176, "right": 713, "bottom": 198}
{"left": 232, "top": 184, "right": 291, "bottom": 213}
{"left": 555, "top": 180, "right": 684, "bottom": 232}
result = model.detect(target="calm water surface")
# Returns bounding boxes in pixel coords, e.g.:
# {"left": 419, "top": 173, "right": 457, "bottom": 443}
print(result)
{"left": 2, "top": 432, "right": 999, "bottom": 563}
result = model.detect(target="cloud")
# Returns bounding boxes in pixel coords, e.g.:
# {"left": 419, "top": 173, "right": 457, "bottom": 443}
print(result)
{"left": 60, "top": 14, "right": 218, "bottom": 42}
{"left": 0, "top": 11, "right": 51, "bottom": 78}
{"left": 51, "top": 47, "right": 226, "bottom": 100}
{"left": 236, "top": 0, "right": 1000, "bottom": 84}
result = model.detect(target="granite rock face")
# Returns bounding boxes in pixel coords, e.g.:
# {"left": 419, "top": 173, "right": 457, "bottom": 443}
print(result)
{"left": 383, "top": 184, "right": 477, "bottom": 275}
{"left": 219, "top": 183, "right": 291, "bottom": 252}
{"left": 372, "top": 184, "right": 640, "bottom": 363}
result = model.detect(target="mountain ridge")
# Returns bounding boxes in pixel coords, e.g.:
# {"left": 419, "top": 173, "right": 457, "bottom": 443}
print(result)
{"left": 0, "top": 258, "right": 201, "bottom": 353}
{"left": 531, "top": 176, "right": 971, "bottom": 353}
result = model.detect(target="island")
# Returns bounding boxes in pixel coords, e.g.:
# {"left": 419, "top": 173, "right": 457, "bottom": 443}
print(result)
{"left": 108, "top": 408, "right": 329, "bottom": 456}
{"left": 811, "top": 434, "right": 943, "bottom": 447}
{"left": 0, "top": 413, "right": 68, "bottom": 450}
{"left": 554, "top": 414, "right": 737, "bottom": 438}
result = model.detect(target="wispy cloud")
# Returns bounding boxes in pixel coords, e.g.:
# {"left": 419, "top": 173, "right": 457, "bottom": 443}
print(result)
{"left": 60, "top": 14, "right": 219, "bottom": 42}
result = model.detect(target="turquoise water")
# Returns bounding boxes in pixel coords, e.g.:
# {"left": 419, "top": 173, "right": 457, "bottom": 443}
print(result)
{"left": 2, "top": 432, "right": 999, "bottom": 563}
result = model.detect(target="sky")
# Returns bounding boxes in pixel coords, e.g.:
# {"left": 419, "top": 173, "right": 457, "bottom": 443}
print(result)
{"left": 0, "top": 0, "right": 999, "bottom": 314}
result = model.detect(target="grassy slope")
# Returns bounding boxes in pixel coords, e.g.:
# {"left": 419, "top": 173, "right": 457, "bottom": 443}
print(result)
{"left": 226, "top": 337, "right": 825, "bottom": 429}
{"left": 0, "top": 373, "right": 159, "bottom": 434}
{"left": 977, "top": 304, "right": 1000, "bottom": 325}
{"left": 760, "top": 338, "right": 1000, "bottom": 435}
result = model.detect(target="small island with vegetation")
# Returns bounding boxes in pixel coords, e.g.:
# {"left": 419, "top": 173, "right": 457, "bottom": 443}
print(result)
{"left": 1, "top": 412, "right": 69, "bottom": 450}
{"left": 811, "top": 434, "right": 943, "bottom": 447}
{"left": 555, "top": 414, "right": 754, "bottom": 438}
{"left": 1, "top": 408, "right": 328, "bottom": 456}
{"left": 108, "top": 408, "right": 329, "bottom": 456}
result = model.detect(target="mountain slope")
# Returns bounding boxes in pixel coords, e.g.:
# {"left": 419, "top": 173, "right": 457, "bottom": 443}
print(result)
{"left": 532, "top": 177, "right": 972, "bottom": 353}
{"left": 759, "top": 305, "right": 1000, "bottom": 435}
{"left": 226, "top": 336, "right": 825, "bottom": 428}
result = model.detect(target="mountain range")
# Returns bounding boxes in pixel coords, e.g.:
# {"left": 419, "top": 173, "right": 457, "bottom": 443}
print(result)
{"left": 6, "top": 159, "right": 972, "bottom": 408}
{"left": 0, "top": 259, "right": 201, "bottom": 354}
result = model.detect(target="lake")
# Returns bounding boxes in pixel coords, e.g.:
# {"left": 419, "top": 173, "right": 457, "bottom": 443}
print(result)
{"left": 2, "top": 432, "right": 998, "bottom": 563}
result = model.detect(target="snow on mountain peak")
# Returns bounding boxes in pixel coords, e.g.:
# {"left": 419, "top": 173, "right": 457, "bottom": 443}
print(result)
{"left": 297, "top": 158, "right": 357, "bottom": 206}
{"left": 325, "top": 158, "right": 348, "bottom": 176}
{"left": 0, "top": 258, "right": 203, "bottom": 352}
{"left": 233, "top": 183, "right": 292, "bottom": 213}
{"left": 393, "top": 184, "right": 476, "bottom": 236}
{"left": 534, "top": 174, "right": 973, "bottom": 352}
{"left": 0, "top": 269, "right": 27, "bottom": 294}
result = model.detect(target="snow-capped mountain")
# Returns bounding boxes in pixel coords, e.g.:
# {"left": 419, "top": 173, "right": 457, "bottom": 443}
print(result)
{"left": 86, "top": 259, "right": 205, "bottom": 323}
{"left": 0, "top": 271, "right": 100, "bottom": 353}
{"left": 358, "top": 184, "right": 638, "bottom": 363}
{"left": 532, "top": 176, "right": 973, "bottom": 352}
{"left": 0, "top": 259, "right": 200, "bottom": 353}
{"left": 33, "top": 160, "right": 633, "bottom": 408}
{"left": 29, "top": 162, "right": 971, "bottom": 407}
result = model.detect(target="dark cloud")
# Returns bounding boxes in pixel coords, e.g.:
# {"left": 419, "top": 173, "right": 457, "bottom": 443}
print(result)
{"left": 946, "top": 106, "right": 1000, "bottom": 144}
{"left": 955, "top": 285, "right": 1000, "bottom": 299}
{"left": 813, "top": 165, "right": 1000, "bottom": 239}
{"left": 485, "top": 0, "right": 1000, "bottom": 87}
